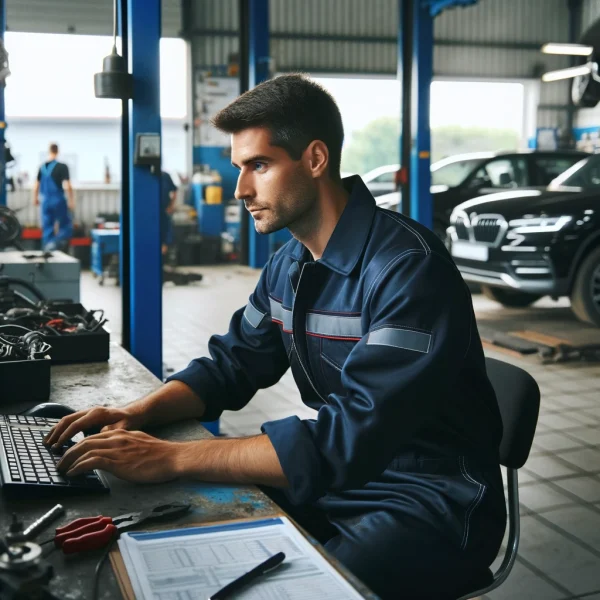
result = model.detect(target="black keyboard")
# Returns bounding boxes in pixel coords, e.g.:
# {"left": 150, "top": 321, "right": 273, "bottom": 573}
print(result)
{"left": 0, "top": 415, "right": 109, "bottom": 495}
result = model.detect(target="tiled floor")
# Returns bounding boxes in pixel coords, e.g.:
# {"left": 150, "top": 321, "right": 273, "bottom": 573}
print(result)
{"left": 81, "top": 266, "right": 600, "bottom": 599}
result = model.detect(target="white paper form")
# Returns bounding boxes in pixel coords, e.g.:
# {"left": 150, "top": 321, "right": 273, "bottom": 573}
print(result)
{"left": 117, "top": 516, "right": 365, "bottom": 600}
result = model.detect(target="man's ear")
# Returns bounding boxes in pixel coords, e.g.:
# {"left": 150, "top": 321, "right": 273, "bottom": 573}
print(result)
{"left": 304, "top": 140, "right": 329, "bottom": 179}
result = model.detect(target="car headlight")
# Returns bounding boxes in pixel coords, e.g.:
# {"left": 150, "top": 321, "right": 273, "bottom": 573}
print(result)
{"left": 508, "top": 215, "right": 572, "bottom": 233}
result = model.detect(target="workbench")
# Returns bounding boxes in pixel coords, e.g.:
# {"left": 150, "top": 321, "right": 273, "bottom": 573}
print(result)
{"left": 0, "top": 344, "right": 376, "bottom": 599}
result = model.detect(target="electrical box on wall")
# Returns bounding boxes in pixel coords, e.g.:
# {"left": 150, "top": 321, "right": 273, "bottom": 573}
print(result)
{"left": 134, "top": 133, "right": 161, "bottom": 173}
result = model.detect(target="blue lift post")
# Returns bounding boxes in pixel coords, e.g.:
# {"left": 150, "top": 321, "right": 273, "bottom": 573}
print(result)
{"left": 399, "top": 0, "right": 434, "bottom": 229}
{"left": 400, "top": 1, "right": 478, "bottom": 229}
{"left": 246, "top": 0, "right": 271, "bottom": 269}
{"left": 118, "top": 0, "right": 131, "bottom": 352}
{"left": 126, "top": 0, "right": 163, "bottom": 378}
{"left": 0, "top": 0, "right": 6, "bottom": 207}
{"left": 410, "top": 1, "right": 433, "bottom": 230}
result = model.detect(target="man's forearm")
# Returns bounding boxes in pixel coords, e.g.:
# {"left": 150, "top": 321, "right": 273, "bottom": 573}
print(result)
{"left": 126, "top": 380, "right": 208, "bottom": 429}
{"left": 173, "top": 434, "right": 288, "bottom": 488}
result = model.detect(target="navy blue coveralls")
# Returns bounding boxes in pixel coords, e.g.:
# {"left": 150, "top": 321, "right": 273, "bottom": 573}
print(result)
{"left": 39, "top": 160, "right": 72, "bottom": 250}
{"left": 169, "top": 176, "right": 506, "bottom": 599}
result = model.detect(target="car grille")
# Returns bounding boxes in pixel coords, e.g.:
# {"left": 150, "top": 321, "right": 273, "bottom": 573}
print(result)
{"left": 473, "top": 217, "right": 502, "bottom": 244}
{"left": 454, "top": 216, "right": 469, "bottom": 240}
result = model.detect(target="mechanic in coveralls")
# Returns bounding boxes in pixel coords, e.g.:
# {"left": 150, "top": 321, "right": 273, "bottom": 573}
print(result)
{"left": 33, "top": 143, "right": 75, "bottom": 251}
{"left": 45, "top": 75, "right": 506, "bottom": 600}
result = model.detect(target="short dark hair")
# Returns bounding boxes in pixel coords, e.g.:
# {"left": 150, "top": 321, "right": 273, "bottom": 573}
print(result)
{"left": 49, "top": 143, "right": 59, "bottom": 154}
{"left": 212, "top": 74, "right": 344, "bottom": 180}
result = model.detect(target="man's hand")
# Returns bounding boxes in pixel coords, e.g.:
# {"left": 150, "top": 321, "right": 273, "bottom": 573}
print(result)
{"left": 33, "top": 197, "right": 39, "bottom": 206}
{"left": 68, "top": 202, "right": 75, "bottom": 212}
{"left": 56, "top": 430, "right": 179, "bottom": 483}
{"left": 44, "top": 406, "right": 144, "bottom": 449}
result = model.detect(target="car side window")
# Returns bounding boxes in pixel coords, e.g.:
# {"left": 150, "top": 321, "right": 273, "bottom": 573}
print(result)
{"left": 471, "top": 158, "right": 528, "bottom": 189}
{"left": 534, "top": 157, "right": 583, "bottom": 186}
{"left": 373, "top": 171, "right": 396, "bottom": 184}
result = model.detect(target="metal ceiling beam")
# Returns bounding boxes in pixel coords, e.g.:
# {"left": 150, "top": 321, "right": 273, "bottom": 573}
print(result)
{"left": 187, "top": 28, "right": 547, "bottom": 52}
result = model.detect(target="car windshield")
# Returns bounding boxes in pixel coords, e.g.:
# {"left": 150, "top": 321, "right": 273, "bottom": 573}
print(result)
{"left": 549, "top": 155, "right": 600, "bottom": 189}
{"left": 431, "top": 158, "right": 485, "bottom": 187}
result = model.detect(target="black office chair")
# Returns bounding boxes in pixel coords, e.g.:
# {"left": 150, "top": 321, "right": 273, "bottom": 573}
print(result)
{"left": 457, "top": 357, "right": 540, "bottom": 600}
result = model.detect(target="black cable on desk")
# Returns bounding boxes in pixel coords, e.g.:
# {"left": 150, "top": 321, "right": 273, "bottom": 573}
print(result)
{"left": 92, "top": 532, "right": 118, "bottom": 600}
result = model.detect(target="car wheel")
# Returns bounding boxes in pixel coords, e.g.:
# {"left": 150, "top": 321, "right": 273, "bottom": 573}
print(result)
{"left": 481, "top": 285, "right": 542, "bottom": 307}
{"left": 570, "top": 246, "right": 600, "bottom": 327}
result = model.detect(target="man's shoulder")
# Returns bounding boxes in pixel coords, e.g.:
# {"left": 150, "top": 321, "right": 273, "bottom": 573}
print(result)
{"left": 371, "top": 207, "right": 443, "bottom": 254}
{"left": 55, "top": 162, "right": 69, "bottom": 176}
{"left": 361, "top": 207, "right": 459, "bottom": 287}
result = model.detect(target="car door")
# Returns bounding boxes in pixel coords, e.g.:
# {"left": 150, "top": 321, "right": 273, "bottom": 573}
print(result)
{"left": 463, "top": 157, "right": 529, "bottom": 197}
{"left": 367, "top": 170, "right": 397, "bottom": 197}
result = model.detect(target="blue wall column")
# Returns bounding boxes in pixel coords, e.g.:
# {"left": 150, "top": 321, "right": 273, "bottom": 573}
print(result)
{"left": 0, "top": 0, "right": 6, "bottom": 207}
{"left": 410, "top": 1, "right": 433, "bottom": 230}
{"left": 246, "top": 0, "right": 271, "bottom": 269}
{"left": 127, "top": 0, "right": 162, "bottom": 377}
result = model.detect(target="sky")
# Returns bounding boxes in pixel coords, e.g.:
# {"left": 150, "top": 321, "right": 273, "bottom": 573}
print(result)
{"left": 4, "top": 32, "right": 187, "bottom": 119}
{"left": 4, "top": 32, "right": 523, "bottom": 136}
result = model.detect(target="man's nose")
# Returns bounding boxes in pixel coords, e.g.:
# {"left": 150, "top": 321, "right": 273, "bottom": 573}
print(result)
{"left": 234, "top": 172, "right": 254, "bottom": 201}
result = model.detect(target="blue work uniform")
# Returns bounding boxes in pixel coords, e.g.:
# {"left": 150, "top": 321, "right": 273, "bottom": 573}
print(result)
{"left": 161, "top": 172, "right": 177, "bottom": 246}
{"left": 38, "top": 160, "right": 72, "bottom": 251}
{"left": 169, "top": 176, "right": 506, "bottom": 599}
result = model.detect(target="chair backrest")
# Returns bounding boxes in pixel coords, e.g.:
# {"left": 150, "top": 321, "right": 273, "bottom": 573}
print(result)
{"left": 485, "top": 357, "right": 540, "bottom": 469}
{"left": 456, "top": 358, "right": 540, "bottom": 600}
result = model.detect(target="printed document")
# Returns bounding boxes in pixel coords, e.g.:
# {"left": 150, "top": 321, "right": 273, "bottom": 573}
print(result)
{"left": 117, "top": 516, "right": 365, "bottom": 599}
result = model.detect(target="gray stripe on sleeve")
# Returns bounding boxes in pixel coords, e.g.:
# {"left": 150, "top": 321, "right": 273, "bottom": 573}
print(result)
{"left": 243, "top": 301, "right": 266, "bottom": 329}
{"left": 367, "top": 327, "right": 431, "bottom": 353}
{"left": 269, "top": 298, "right": 292, "bottom": 331}
{"left": 305, "top": 313, "right": 362, "bottom": 338}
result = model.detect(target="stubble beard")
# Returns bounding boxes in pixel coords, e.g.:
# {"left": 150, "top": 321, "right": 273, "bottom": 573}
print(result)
{"left": 252, "top": 171, "right": 319, "bottom": 238}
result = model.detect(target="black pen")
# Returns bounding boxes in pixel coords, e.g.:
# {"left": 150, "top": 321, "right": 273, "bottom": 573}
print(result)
{"left": 209, "top": 551, "right": 286, "bottom": 600}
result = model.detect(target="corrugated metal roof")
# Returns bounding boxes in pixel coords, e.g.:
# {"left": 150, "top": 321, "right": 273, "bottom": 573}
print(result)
{"left": 436, "top": 0, "right": 569, "bottom": 43}
{"left": 187, "top": 0, "right": 570, "bottom": 77}
{"left": 537, "top": 108, "right": 568, "bottom": 129}
{"left": 7, "top": 0, "right": 181, "bottom": 37}
{"left": 434, "top": 47, "right": 569, "bottom": 79}
{"left": 7, "top": 0, "right": 574, "bottom": 81}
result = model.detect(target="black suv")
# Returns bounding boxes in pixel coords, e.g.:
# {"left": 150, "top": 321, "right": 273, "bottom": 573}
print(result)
{"left": 376, "top": 150, "right": 588, "bottom": 237}
{"left": 447, "top": 154, "right": 600, "bottom": 326}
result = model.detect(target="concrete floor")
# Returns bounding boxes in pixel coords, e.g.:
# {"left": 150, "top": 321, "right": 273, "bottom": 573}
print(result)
{"left": 81, "top": 266, "right": 600, "bottom": 599}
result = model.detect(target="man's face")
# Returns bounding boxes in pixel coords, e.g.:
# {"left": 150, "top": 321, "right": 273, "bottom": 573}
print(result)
{"left": 232, "top": 127, "right": 317, "bottom": 235}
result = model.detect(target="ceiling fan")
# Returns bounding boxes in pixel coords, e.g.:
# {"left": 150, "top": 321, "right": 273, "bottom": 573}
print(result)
{"left": 541, "top": 43, "right": 600, "bottom": 108}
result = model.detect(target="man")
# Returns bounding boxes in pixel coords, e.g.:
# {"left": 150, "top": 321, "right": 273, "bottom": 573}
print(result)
{"left": 160, "top": 170, "right": 177, "bottom": 257}
{"left": 45, "top": 74, "right": 506, "bottom": 599}
{"left": 33, "top": 143, "right": 74, "bottom": 251}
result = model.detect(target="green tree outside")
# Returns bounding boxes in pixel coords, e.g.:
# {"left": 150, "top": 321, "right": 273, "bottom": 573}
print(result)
{"left": 341, "top": 117, "right": 520, "bottom": 174}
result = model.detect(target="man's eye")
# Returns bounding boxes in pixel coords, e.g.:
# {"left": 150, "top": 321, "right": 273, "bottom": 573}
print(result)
{"left": 253, "top": 162, "right": 266, "bottom": 171}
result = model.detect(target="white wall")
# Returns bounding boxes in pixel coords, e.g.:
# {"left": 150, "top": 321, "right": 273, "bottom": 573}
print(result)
{"left": 6, "top": 118, "right": 187, "bottom": 184}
